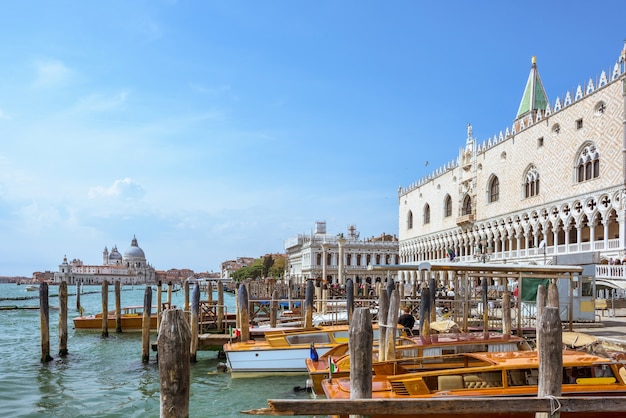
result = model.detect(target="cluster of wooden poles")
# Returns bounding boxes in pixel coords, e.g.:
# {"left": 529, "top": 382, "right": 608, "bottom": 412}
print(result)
{"left": 246, "top": 281, "right": 626, "bottom": 418}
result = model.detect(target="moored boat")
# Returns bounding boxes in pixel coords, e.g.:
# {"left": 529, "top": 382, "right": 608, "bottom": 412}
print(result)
{"left": 307, "top": 331, "right": 531, "bottom": 395}
{"left": 224, "top": 324, "right": 397, "bottom": 377}
{"left": 322, "top": 350, "right": 626, "bottom": 418}
{"left": 73, "top": 305, "right": 159, "bottom": 331}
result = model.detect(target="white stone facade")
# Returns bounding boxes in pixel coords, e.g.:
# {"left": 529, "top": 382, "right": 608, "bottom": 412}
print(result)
{"left": 399, "top": 43, "right": 626, "bottom": 286}
{"left": 284, "top": 223, "right": 399, "bottom": 284}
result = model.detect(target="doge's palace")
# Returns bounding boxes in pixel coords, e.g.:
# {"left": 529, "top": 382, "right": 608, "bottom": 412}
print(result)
{"left": 399, "top": 42, "right": 626, "bottom": 288}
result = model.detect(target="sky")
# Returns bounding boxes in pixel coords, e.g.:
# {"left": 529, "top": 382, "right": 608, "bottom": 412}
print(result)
{"left": 1, "top": 1, "right": 626, "bottom": 277}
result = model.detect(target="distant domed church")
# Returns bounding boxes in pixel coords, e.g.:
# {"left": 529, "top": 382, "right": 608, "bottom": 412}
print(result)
{"left": 54, "top": 235, "right": 156, "bottom": 285}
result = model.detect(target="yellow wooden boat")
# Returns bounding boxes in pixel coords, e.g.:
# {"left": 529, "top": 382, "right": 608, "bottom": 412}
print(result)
{"left": 307, "top": 332, "right": 530, "bottom": 395}
{"left": 322, "top": 350, "right": 626, "bottom": 418}
{"left": 73, "top": 305, "right": 158, "bottom": 331}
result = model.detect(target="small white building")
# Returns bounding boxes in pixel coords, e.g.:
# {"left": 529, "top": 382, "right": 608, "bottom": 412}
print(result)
{"left": 284, "top": 222, "right": 399, "bottom": 285}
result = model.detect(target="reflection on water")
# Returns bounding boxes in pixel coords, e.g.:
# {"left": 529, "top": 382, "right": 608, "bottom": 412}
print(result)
{"left": 0, "top": 284, "right": 314, "bottom": 417}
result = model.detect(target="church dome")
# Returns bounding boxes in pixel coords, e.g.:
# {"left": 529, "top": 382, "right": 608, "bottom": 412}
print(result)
{"left": 109, "top": 246, "right": 123, "bottom": 261}
{"left": 124, "top": 235, "right": 146, "bottom": 259}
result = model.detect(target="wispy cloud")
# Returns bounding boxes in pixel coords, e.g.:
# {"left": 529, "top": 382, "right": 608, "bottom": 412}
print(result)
{"left": 31, "top": 59, "right": 73, "bottom": 89}
{"left": 88, "top": 178, "right": 146, "bottom": 201}
{"left": 75, "top": 91, "right": 129, "bottom": 112}
{"left": 0, "top": 109, "right": 10, "bottom": 120}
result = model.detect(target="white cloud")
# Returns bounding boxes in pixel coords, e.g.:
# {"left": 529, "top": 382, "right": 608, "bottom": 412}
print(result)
{"left": 75, "top": 91, "right": 129, "bottom": 112}
{"left": 88, "top": 178, "right": 146, "bottom": 200}
{"left": 31, "top": 59, "right": 73, "bottom": 88}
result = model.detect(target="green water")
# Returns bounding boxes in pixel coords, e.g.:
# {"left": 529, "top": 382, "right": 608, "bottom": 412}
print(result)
{"left": 0, "top": 283, "right": 313, "bottom": 417}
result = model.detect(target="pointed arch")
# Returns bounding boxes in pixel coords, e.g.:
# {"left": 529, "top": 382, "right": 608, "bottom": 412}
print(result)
{"left": 423, "top": 203, "right": 430, "bottom": 225}
{"left": 488, "top": 175, "right": 500, "bottom": 203}
{"left": 407, "top": 210, "right": 413, "bottom": 230}
{"left": 524, "top": 165, "right": 540, "bottom": 198}
{"left": 443, "top": 194, "right": 452, "bottom": 218}
{"left": 575, "top": 142, "right": 600, "bottom": 182}
{"left": 462, "top": 195, "right": 472, "bottom": 216}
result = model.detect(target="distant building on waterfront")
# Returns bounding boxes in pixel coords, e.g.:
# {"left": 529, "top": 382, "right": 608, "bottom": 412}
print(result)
{"left": 53, "top": 235, "right": 156, "bottom": 285}
{"left": 284, "top": 221, "right": 399, "bottom": 285}
{"left": 221, "top": 257, "right": 256, "bottom": 280}
{"left": 398, "top": 42, "right": 626, "bottom": 290}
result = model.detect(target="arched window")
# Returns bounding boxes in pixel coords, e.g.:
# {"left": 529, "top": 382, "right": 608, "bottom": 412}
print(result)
{"left": 462, "top": 195, "right": 472, "bottom": 216}
{"left": 576, "top": 143, "right": 600, "bottom": 183}
{"left": 423, "top": 204, "right": 430, "bottom": 225}
{"left": 525, "top": 166, "right": 540, "bottom": 198}
{"left": 444, "top": 195, "right": 452, "bottom": 218}
{"left": 489, "top": 176, "right": 499, "bottom": 203}
{"left": 407, "top": 210, "right": 413, "bottom": 229}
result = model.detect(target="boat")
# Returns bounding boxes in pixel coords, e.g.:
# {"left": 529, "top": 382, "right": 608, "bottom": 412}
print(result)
{"left": 224, "top": 324, "right": 399, "bottom": 377}
{"left": 25, "top": 285, "right": 38, "bottom": 291}
{"left": 321, "top": 350, "right": 626, "bottom": 418}
{"left": 307, "top": 331, "right": 531, "bottom": 395}
{"left": 73, "top": 305, "right": 159, "bottom": 331}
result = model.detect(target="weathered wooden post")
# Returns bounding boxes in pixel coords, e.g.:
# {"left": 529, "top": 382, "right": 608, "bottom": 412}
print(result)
{"left": 385, "top": 289, "right": 400, "bottom": 360}
{"left": 76, "top": 281, "right": 81, "bottom": 312}
{"left": 58, "top": 281, "right": 68, "bottom": 357}
{"left": 346, "top": 278, "right": 354, "bottom": 324}
{"left": 429, "top": 277, "right": 437, "bottom": 324}
{"left": 115, "top": 280, "right": 122, "bottom": 333}
{"left": 101, "top": 280, "right": 109, "bottom": 338}
{"left": 158, "top": 309, "right": 191, "bottom": 418}
{"left": 190, "top": 283, "right": 200, "bottom": 363}
{"left": 536, "top": 307, "right": 562, "bottom": 418}
{"left": 350, "top": 307, "right": 372, "bottom": 418}
{"left": 184, "top": 280, "right": 190, "bottom": 322}
{"left": 377, "top": 289, "right": 389, "bottom": 362}
{"left": 167, "top": 281, "right": 173, "bottom": 307}
{"left": 39, "top": 282, "right": 53, "bottom": 362}
{"left": 502, "top": 290, "right": 512, "bottom": 336}
{"left": 217, "top": 281, "right": 225, "bottom": 333}
{"left": 141, "top": 286, "right": 152, "bottom": 363}
{"left": 238, "top": 284, "right": 250, "bottom": 342}
{"left": 420, "top": 284, "right": 431, "bottom": 336}
{"left": 482, "top": 277, "right": 489, "bottom": 333}
{"left": 322, "top": 283, "right": 329, "bottom": 314}
{"left": 270, "top": 289, "right": 279, "bottom": 328}
{"left": 157, "top": 281, "right": 163, "bottom": 331}
{"left": 304, "top": 279, "right": 314, "bottom": 329}
{"left": 536, "top": 284, "right": 547, "bottom": 349}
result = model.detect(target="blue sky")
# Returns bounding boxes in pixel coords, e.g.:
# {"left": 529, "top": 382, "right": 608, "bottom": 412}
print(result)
{"left": 1, "top": 1, "right": 625, "bottom": 276}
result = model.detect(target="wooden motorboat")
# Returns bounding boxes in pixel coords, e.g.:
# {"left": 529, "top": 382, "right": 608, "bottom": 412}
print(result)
{"left": 321, "top": 350, "right": 626, "bottom": 418}
{"left": 224, "top": 324, "right": 398, "bottom": 377}
{"left": 307, "top": 332, "right": 531, "bottom": 395}
{"left": 73, "top": 305, "right": 158, "bottom": 331}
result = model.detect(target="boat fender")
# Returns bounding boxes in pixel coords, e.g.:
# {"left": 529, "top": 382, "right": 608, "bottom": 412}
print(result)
{"left": 216, "top": 363, "right": 228, "bottom": 373}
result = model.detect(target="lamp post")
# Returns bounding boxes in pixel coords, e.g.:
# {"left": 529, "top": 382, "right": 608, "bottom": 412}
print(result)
{"left": 474, "top": 237, "right": 492, "bottom": 263}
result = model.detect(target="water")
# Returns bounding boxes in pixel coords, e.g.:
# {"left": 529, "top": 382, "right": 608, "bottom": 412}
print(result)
{"left": 0, "top": 283, "right": 313, "bottom": 418}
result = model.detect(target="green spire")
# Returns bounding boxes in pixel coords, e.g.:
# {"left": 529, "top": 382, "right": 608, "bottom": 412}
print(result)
{"left": 516, "top": 56, "right": 549, "bottom": 120}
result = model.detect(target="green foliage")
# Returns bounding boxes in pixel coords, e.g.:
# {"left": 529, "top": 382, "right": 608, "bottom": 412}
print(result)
{"left": 230, "top": 254, "right": 286, "bottom": 282}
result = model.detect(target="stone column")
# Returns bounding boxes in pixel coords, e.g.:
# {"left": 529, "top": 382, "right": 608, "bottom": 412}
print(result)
{"left": 338, "top": 236, "right": 347, "bottom": 286}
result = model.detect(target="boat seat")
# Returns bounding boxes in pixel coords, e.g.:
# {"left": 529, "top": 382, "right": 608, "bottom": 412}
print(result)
{"left": 438, "top": 375, "right": 464, "bottom": 390}
{"left": 463, "top": 375, "right": 490, "bottom": 388}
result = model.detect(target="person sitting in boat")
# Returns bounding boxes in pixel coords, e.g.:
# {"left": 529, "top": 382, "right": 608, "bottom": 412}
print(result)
{"left": 398, "top": 306, "right": 416, "bottom": 336}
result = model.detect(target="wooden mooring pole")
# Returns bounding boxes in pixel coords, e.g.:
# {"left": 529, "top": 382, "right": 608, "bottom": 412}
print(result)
{"left": 58, "top": 281, "right": 68, "bottom": 357}
{"left": 536, "top": 283, "right": 562, "bottom": 418}
{"left": 158, "top": 309, "right": 191, "bottom": 418}
{"left": 346, "top": 279, "right": 354, "bottom": 324}
{"left": 238, "top": 284, "right": 250, "bottom": 342}
{"left": 190, "top": 284, "right": 200, "bottom": 363}
{"left": 39, "top": 282, "right": 53, "bottom": 362}
{"left": 349, "top": 307, "right": 372, "bottom": 418}
{"left": 142, "top": 285, "right": 152, "bottom": 363}
{"left": 101, "top": 280, "right": 109, "bottom": 338}
{"left": 377, "top": 288, "right": 389, "bottom": 362}
{"left": 385, "top": 289, "right": 399, "bottom": 361}
{"left": 304, "top": 280, "right": 314, "bottom": 329}
{"left": 217, "top": 281, "right": 225, "bottom": 333}
{"left": 115, "top": 280, "right": 122, "bottom": 333}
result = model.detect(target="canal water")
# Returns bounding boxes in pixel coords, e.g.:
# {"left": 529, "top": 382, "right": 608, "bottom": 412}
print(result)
{"left": 0, "top": 283, "right": 313, "bottom": 417}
